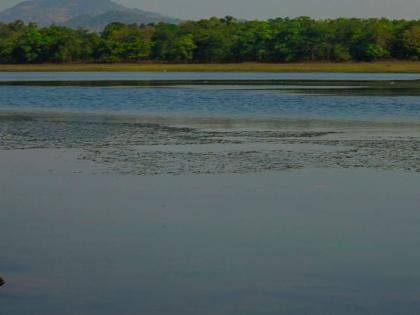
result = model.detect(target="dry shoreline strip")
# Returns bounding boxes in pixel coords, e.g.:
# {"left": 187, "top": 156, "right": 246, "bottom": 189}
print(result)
{"left": 1, "top": 62, "right": 420, "bottom": 73}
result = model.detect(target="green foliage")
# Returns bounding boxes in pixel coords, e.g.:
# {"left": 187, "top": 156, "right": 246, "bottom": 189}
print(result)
{"left": 98, "top": 23, "right": 152, "bottom": 62}
{"left": 350, "top": 19, "right": 393, "bottom": 60}
{"left": 41, "top": 26, "right": 100, "bottom": 62}
{"left": 402, "top": 26, "right": 420, "bottom": 60}
{"left": 0, "top": 23, "right": 19, "bottom": 63}
{"left": 13, "top": 25, "right": 46, "bottom": 63}
{"left": 0, "top": 17, "right": 419, "bottom": 64}
{"left": 232, "top": 21, "right": 272, "bottom": 61}
{"left": 331, "top": 44, "right": 352, "bottom": 62}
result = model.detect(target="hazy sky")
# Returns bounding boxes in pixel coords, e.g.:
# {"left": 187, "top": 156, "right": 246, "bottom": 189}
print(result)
{"left": 1, "top": 0, "right": 420, "bottom": 20}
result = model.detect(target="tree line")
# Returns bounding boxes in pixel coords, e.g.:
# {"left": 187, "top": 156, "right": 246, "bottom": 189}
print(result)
{"left": 1, "top": 17, "right": 420, "bottom": 63}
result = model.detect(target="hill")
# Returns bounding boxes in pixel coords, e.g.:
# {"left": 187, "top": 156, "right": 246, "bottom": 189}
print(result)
{"left": 0, "top": 0, "right": 177, "bottom": 30}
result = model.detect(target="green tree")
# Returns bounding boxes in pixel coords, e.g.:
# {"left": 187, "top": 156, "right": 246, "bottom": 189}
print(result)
{"left": 13, "top": 25, "right": 48, "bottom": 63}
{"left": 182, "top": 17, "right": 238, "bottom": 62}
{"left": 40, "top": 26, "right": 99, "bottom": 62}
{"left": 0, "top": 23, "right": 20, "bottom": 63}
{"left": 232, "top": 21, "right": 272, "bottom": 61}
{"left": 1, "top": 17, "right": 420, "bottom": 64}
{"left": 169, "top": 34, "right": 196, "bottom": 62}
{"left": 152, "top": 24, "right": 196, "bottom": 62}
{"left": 402, "top": 26, "right": 420, "bottom": 59}
{"left": 350, "top": 19, "right": 393, "bottom": 60}
{"left": 98, "top": 22, "right": 152, "bottom": 62}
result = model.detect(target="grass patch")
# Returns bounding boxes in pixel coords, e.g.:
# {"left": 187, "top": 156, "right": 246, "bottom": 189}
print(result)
{"left": 0, "top": 62, "right": 420, "bottom": 73}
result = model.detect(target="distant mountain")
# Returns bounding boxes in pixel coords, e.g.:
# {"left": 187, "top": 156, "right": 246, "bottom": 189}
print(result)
{"left": 0, "top": 0, "right": 177, "bottom": 30}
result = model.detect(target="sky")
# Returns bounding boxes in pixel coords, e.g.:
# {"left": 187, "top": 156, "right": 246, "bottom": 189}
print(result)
{"left": 1, "top": 0, "right": 420, "bottom": 20}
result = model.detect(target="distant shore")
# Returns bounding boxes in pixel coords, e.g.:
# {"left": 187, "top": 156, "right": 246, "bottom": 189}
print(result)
{"left": 1, "top": 62, "right": 420, "bottom": 73}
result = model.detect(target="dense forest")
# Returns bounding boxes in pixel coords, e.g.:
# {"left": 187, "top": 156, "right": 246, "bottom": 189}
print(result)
{"left": 1, "top": 17, "right": 420, "bottom": 63}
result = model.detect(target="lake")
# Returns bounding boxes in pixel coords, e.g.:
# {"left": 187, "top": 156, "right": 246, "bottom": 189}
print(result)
{"left": 0, "top": 72, "right": 420, "bottom": 315}
{"left": 1, "top": 72, "right": 420, "bottom": 121}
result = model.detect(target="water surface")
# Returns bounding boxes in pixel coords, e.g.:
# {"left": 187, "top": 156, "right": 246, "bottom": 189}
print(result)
{"left": 0, "top": 72, "right": 420, "bottom": 122}
{"left": 1, "top": 72, "right": 420, "bottom": 315}
{"left": 1, "top": 155, "right": 420, "bottom": 315}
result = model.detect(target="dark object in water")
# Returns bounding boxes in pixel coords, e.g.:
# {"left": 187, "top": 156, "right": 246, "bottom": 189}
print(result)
{"left": 0, "top": 277, "right": 4, "bottom": 287}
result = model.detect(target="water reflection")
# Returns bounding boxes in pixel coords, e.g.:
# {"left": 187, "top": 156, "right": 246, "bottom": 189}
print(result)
{"left": 1, "top": 165, "right": 420, "bottom": 315}
{"left": 1, "top": 84, "right": 420, "bottom": 121}
{"left": 1, "top": 72, "right": 420, "bottom": 315}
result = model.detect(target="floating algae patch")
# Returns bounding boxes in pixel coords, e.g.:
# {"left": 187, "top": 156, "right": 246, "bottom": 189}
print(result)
{"left": 0, "top": 113, "right": 419, "bottom": 175}
{"left": 0, "top": 114, "right": 335, "bottom": 149}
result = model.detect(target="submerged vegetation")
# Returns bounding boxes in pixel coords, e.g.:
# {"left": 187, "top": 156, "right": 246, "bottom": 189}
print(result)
{"left": 1, "top": 17, "right": 420, "bottom": 64}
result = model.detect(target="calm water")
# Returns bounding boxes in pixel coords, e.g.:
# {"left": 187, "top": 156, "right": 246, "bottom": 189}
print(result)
{"left": 0, "top": 86, "right": 419, "bottom": 121}
{"left": 0, "top": 72, "right": 420, "bottom": 122}
{"left": 1, "top": 157, "right": 420, "bottom": 315}
{"left": 1, "top": 72, "right": 420, "bottom": 315}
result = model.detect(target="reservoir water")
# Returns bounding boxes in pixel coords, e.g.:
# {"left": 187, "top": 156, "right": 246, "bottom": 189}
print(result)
{"left": 0, "top": 72, "right": 420, "bottom": 315}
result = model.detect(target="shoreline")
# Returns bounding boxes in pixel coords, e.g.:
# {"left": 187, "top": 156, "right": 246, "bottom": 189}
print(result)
{"left": 1, "top": 62, "right": 420, "bottom": 73}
